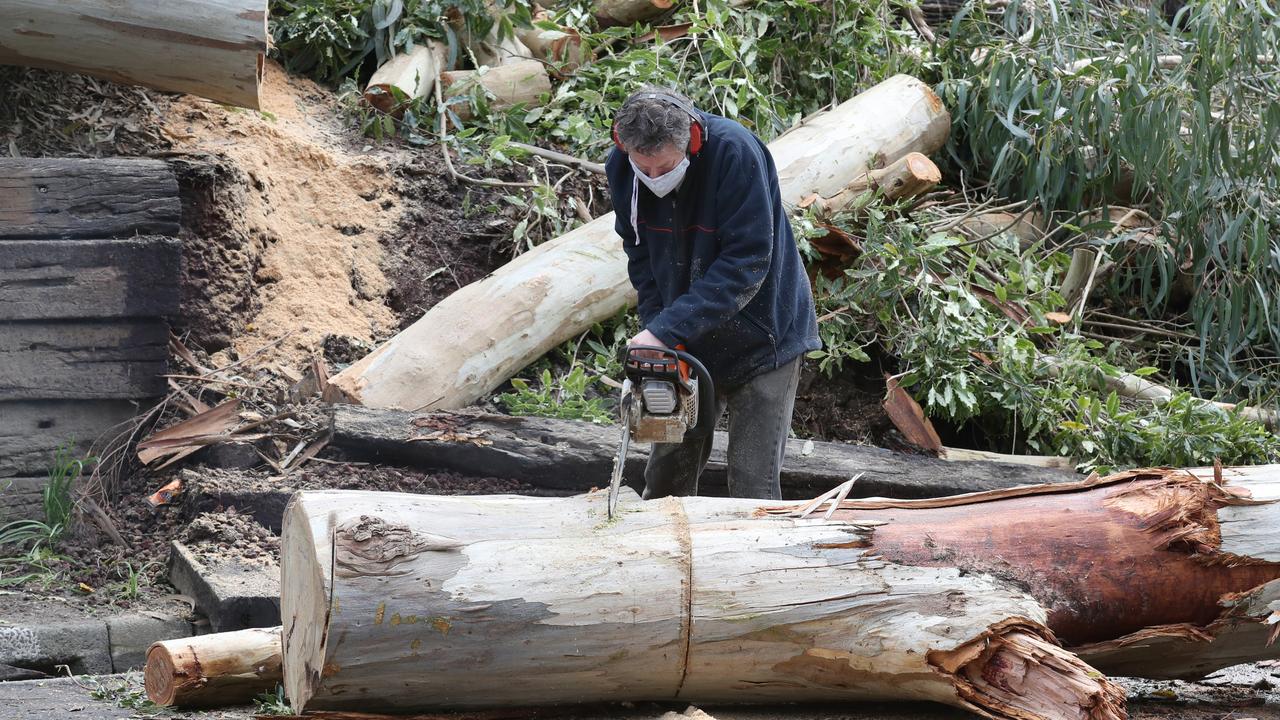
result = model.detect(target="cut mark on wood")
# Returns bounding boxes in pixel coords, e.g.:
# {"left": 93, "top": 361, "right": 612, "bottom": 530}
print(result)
{"left": 664, "top": 497, "right": 695, "bottom": 699}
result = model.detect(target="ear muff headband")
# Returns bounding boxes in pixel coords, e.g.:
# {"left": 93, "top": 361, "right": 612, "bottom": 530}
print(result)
{"left": 612, "top": 91, "right": 704, "bottom": 156}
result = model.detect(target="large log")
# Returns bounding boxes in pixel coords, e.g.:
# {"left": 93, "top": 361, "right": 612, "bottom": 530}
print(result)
{"left": 0, "top": 0, "right": 267, "bottom": 109}
{"left": 0, "top": 238, "right": 181, "bottom": 321}
{"left": 0, "top": 320, "right": 168, "bottom": 400}
{"left": 281, "top": 488, "right": 1121, "bottom": 718}
{"left": 328, "top": 405, "right": 1077, "bottom": 498}
{"left": 144, "top": 627, "right": 282, "bottom": 708}
{"left": 329, "top": 74, "right": 951, "bottom": 410}
{"left": 280, "top": 466, "right": 1280, "bottom": 716}
{"left": 0, "top": 159, "right": 180, "bottom": 240}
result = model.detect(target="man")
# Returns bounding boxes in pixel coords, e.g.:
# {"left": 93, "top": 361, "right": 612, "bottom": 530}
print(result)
{"left": 606, "top": 86, "right": 820, "bottom": 501}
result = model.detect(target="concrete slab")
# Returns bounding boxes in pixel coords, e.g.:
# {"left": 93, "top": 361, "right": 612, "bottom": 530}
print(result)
{"left": 167, "top": 541, "right": 280, "bottom": 632}
{"left": 0, "top": 619, "right": 111, "bottom": 675}
{"left": 105, "top": 614, "right": 193, "bottom": 672}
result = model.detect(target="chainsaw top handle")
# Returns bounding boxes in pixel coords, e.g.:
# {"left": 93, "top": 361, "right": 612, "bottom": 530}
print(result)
{"left": 623, "top": 345, "right": 715, "bottom": 439}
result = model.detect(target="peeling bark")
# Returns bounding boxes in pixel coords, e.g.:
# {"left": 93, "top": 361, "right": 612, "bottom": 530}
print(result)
{"left": 281, "top": 488, "right": 1119, "bottom": 719}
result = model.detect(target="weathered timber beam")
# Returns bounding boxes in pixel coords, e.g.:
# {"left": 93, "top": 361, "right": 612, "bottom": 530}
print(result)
{"left": 328, "top": 404, "right": 1077, "bottom": 498}
{"left": 0, "top": 320, "right": 168, "bottom": 400}
{"left": 0, "top": 238, "right": 181, "bottom": 320}
{"left": 0, "top": 158, "right": 180, "bottom": 240}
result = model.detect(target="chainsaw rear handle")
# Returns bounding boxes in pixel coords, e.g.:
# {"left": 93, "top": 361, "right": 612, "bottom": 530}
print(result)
{"left": 623, "top": 345, "right": 715, "bottom": 439}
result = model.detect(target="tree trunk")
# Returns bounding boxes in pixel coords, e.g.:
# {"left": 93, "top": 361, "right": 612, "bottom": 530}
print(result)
{"left": 440, "top": 60, "right": 552, "bottom": 121}
{"left": 0, "top": 0, "right": 267, "bottom": 108}
{"left": 281, "top": 487, "right": 1124, "bottom": 719}
{"left": 807, "top": 152, "right": 941, "bottom": 220}
{"left": 363, "top": 42, "right": 448, "bottom": 115}
{"left": 329, "top": 74, "right": 950, "bottom": 411}
{"left": 327, "top": 405, "right": 1077, "bottom": 498}
{"left": 280, "top": 465, "right": 1280, "bottom": 716}
{"left": 144, "top": 627, "right": 282, "bottom": 708}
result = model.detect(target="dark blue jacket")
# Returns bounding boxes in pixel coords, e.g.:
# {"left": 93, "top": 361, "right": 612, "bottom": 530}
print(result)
{"left": 607, "top": 111, "right": 820, "bottom": 389}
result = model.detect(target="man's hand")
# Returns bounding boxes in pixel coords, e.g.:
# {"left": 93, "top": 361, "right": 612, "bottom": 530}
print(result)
{"left": 628, "top": 329, "right": 668, "bottom": 358}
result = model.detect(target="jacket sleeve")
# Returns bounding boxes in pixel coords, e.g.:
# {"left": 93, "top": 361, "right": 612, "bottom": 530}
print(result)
{"left": 647, "top": 140, "right": 773, "bottom": 347}
{"left": 607, "top": 149, "right": 664, "bottom": 327}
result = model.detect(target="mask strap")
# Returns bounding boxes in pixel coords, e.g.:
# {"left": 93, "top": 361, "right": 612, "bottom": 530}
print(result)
{"left": 631, "top": 174, "right": 641, "bottom": 245}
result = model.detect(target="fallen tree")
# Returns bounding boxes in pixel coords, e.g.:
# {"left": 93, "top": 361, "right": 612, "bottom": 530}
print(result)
{"left": 278, "top": 465, "right": 1280, "bottom": 716}
{"left": 328, "top": 404, "right": 1077, "bottom": 498}
{"left": 329, "top": 74, "right": 951, "bottom": 410}
{"left": 0, "top": 0, "right": 267, "bottom": 108}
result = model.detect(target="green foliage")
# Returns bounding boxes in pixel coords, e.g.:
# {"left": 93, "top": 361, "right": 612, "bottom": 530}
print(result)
{"left": 0, "top": 443, "right": 93, "bottom": 586}
{"left": 112, "top": 560, "right": 162, "bottom": 601}
{"left": 270, "top": 0, "right": 530, "bottom": 84}
{"left": 84, "top": 673, "right": 165, "bottom": 716}
{"left": 499, "top": 366, "right": 614, "bottom": 423}
{"left": 255, "top": 685, "right": 294, "bottom": 715}
{"left": 937, "top": 0, "right": 1280, "bottom": 403}
{"left": 824, "top": 203, "right": 1280, "bottom": 473}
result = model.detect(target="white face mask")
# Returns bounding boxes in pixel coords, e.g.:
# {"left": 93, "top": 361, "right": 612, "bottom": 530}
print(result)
{"left": 630, "top": 156, "right": 690, "bottom": 198}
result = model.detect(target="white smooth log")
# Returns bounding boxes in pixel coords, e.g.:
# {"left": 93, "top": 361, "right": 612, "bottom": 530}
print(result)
{"left": 440, "top": 60, "right": 552, "bottom": 121}
{"left": 363, "top": 42, "right": 448, "bottom": 114}
{"left": 281, "top": 490, "right": 1122, "bottom": 719}
{"left": 329, "top": 74, "right": 950, "bottom": 410}
{"left": 0, "top": 0, "right": 267, "bottom": 109}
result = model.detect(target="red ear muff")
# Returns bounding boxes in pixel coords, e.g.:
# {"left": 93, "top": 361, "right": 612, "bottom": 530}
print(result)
{"left": 688, "top": 120, "right": 703, "bottom": 155}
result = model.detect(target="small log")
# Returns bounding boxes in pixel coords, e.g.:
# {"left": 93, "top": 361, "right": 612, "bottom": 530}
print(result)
{"left": 0, "top": 238, "right": 181, "bottom": 321}
{"left": 329, "top": 74, "right": 950, "bottom": 411}
{"left": 516, "top": 15, "right": 584, "bottom": 75}
{"left": 0, "top": 320, "right": 168, "bottom": 400}
{"left": 0, "top": 158, "right": 180, "bottom": 240}
{"left": 144, "top": 627, "right": 282, "bottom": 708}
{"left": 594, "top": 0, "right": 676, "bottom": 27}
{"left": 0, "top": 0, "right": 267, "bottom": 108}
{"left": 809, "top": 152, "right": 941, "bottom": 220}
{"left": 440, "top": 60, "right": 552, "bottom": 121}
{"left": 328, "top": 404, "right": 1078, "bottom": 498}
{"left": 363, "top": 42, "right": 448, "bottom": 115}
{"left": 954, "top": 211, "right": 1044, "bottom": 246}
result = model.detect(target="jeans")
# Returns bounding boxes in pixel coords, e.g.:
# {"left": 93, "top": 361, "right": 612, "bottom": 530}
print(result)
{"left": 641, "top": 356, "right": 802, "bottom": 501}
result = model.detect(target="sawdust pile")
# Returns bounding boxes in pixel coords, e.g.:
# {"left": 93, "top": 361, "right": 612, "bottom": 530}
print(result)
{"left": 165, "top": 62, "right": 401, "bottom": 368}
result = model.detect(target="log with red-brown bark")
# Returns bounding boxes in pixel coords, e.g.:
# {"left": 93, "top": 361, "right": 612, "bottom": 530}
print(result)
{"left": 278, "top": 464, "right": 1280, "bottom": 718}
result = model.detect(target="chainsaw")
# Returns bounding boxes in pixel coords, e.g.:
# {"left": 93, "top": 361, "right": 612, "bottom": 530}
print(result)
{"left": 607, "top": 345, "right": 715, "bottom": 517}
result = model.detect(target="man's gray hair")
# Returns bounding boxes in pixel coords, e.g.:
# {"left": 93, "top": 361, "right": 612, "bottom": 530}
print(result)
{"left": 614, "top": 85, "right": 693, "bottom": 155}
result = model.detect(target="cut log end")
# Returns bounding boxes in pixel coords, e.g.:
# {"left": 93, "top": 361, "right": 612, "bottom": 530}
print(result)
{"left": 143, "top": 643, "right": 180, "bottom": 707}
{"left": 932, "top": 626, "right": 1127, "bottom": 720}
{"left": 145, "top": 627, "right": 283, "bottom": 708}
